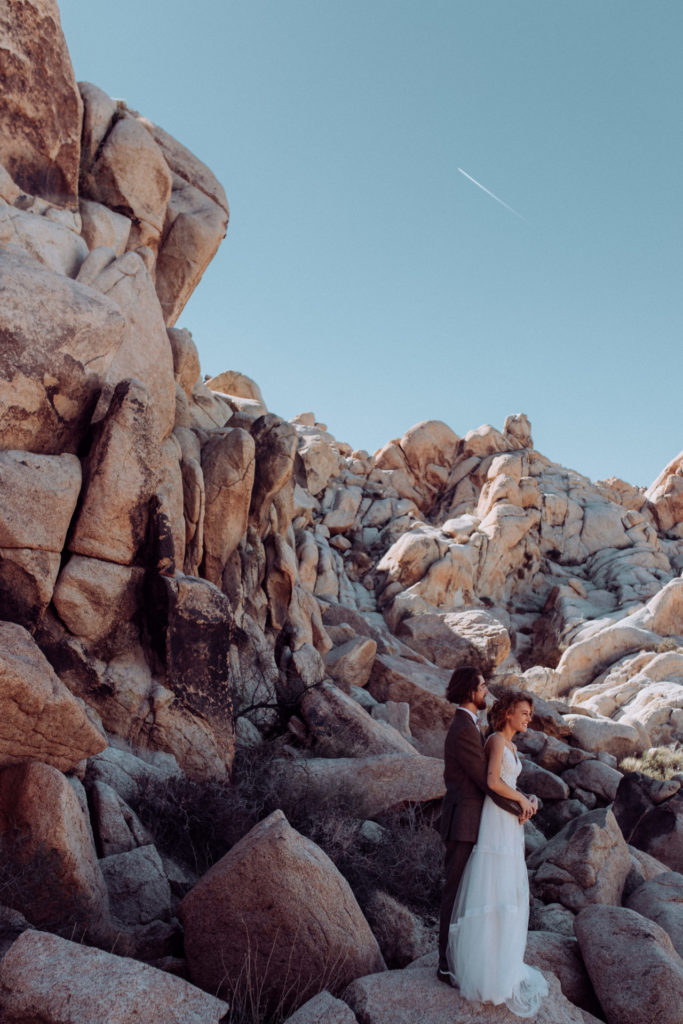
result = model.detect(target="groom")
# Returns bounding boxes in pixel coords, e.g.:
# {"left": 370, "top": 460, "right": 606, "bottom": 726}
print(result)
{"left": 437, "top": 665, "right": 526, "bottom": 985}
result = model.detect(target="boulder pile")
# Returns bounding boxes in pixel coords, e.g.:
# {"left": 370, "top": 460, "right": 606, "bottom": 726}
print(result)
{"left": 0, "top": 3, "right": 682, "bottom": 1022}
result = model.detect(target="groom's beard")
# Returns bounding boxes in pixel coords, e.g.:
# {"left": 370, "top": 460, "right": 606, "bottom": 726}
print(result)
{"left": 474, "top": 696, "right": 487, "bottom": 711}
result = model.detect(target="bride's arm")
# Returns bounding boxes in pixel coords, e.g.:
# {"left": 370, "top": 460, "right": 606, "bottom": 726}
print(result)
{"left": 486, "top": 735, "right": 534, "bottom": 817}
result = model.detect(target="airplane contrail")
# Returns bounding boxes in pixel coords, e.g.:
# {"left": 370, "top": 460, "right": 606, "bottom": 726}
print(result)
{"left": 457, "top": 167, "right": 524, "bottom": 220}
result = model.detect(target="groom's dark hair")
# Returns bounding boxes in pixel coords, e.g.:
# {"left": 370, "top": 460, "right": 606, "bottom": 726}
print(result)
{"left": 447, "top": 664, "right": 486, "bottom": 705}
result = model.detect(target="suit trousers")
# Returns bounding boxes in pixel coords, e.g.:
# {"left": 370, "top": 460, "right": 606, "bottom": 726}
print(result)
{"left": 438, "top": 839, "right": 475, "bottom": 971}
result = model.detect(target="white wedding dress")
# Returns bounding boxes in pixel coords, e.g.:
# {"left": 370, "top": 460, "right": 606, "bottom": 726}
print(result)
{"left": 446, "top": 742, "right": 548, "bottom": 1017}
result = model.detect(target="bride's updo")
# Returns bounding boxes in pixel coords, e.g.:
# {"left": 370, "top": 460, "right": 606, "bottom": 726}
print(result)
{"left": 488, "top": 689, "right": 534, "bottom": 733}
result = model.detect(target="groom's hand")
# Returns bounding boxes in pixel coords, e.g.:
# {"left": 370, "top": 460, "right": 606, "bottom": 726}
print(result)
{"left": 518, "top": 790, "right": 540, "bottom": 823}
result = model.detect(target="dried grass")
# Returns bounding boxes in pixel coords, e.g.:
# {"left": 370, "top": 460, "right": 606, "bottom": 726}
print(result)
{"left": 619, "top": 744, "right": 683, "bottom": 781}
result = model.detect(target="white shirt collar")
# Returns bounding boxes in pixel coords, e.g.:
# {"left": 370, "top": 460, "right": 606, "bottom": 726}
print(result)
{"left": 457, "top": 706, "right": 481, "bottom": 726}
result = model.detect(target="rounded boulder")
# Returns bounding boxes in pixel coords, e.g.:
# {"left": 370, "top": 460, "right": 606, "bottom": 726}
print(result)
{"left": 179, "top": 809, "right": 385, "bottom": 1013}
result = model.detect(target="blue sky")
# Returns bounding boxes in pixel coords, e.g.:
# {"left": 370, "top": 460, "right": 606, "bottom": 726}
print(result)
{"left": 59, "top": 1, "right": 682, "bottom": 487}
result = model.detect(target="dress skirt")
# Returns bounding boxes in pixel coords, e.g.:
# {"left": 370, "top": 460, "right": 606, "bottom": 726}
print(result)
{"left": 446, "top": 794, "right": 548, "bottom": 1017}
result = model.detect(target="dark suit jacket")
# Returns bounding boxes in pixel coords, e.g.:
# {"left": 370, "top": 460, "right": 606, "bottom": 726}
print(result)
{"left": 440, "top": 708, "right": 521, "bottom": 843}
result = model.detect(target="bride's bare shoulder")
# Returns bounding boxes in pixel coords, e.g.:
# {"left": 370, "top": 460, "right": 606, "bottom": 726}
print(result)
{"left": 484, "top": 731, "right": 505, "bottom": 750}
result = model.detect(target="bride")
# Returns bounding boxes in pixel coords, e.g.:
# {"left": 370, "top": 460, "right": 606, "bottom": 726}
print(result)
{"left": 446, "top": 689, "right": 548, "bottom": 1017}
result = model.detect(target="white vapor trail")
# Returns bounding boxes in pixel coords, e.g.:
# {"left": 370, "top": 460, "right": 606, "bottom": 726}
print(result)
{"left": 457, "top": 167, "right": 524, "bottom": 220}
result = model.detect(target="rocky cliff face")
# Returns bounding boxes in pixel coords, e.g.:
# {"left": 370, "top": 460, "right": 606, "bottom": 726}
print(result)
{"left": 1, "top": 3, "right": 683, "bottom": 1022}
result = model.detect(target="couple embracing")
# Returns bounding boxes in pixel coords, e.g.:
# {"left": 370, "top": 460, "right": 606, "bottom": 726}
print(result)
{"left": 437, "top": 666, "right": 548, "bottom": 1018}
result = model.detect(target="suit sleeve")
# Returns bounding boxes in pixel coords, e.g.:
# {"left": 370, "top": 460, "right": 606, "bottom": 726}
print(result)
{"left": 487, "top": 788, "right": 522, "bottom": 816}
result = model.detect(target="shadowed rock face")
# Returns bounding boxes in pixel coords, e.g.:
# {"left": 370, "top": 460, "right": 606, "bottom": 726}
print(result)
{"left": 284, "top": 991, "right": 358, "bottom": 1024}
{"left": 628, "top": 792, "right": 683, "bottom": 874}
{"left": 249, "top": 414, "right": 299, "bottom": 533}
{"left": 524, "top": 930, "right": 602, "bottom": 1019}
{"left": 285, "top": 752, "right": 446, "bottom": 818}
{"left": 200, "top": 427, "right": 256, "bottom": 584}
{"left": 625, "top": 871, "right": 683, "bottom": 959}
{"left": 149, "top": 573, "right": 234, "bottom": 733}
{"left": 300, "top": 680, "right": 416, "bottom": 758}
{"left": 0, "top": 450, "right": 82, "bottom": 626}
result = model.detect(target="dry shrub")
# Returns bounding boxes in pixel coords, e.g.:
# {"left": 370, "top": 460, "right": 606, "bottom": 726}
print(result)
{"left": 328, "top": 803, "right": 443, "bottom": 916}
{"left": 130, "top": 741, "right": 288, "bottom": 876}
{"left": 219, "top": 927, "right": 352, "bottom": 1024}
{"left": 619, "top": 744, "right": 683, "bottom": 781}
{"left": 656, "top": 638, "right": 681, "bottom": 654}
{"left": 130, "top": 745, "right": 443, "bottom": 919}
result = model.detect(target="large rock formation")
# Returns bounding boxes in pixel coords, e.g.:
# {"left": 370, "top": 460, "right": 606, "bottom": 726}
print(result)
{"left": 0, "top": 2, "right": 682, "bottom": 1020}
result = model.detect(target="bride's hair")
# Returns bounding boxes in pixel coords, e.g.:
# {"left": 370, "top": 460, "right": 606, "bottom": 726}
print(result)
{"left": 488, "top": 689, "right": 534, "bottom": 733}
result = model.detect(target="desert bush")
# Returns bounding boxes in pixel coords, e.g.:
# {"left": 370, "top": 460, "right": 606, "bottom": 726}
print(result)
{"left": 619, "top": 744, "right": 683, "bottom": 780}
{"left": 330, "top": 802, "right": 443, "bottom": 915}
{"left": 656, "top": 637, "right": 681, "bottom": 654}
{"left": 130, "top": 744, "right": 443, "bottom": 918}
{"left": 130, "top": 741, "right": 289, "bottom": 875}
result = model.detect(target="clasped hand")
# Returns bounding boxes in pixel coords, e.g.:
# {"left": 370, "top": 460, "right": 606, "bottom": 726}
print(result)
{"left": 518, "top": 793, "right": 538, "bottom": 824}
